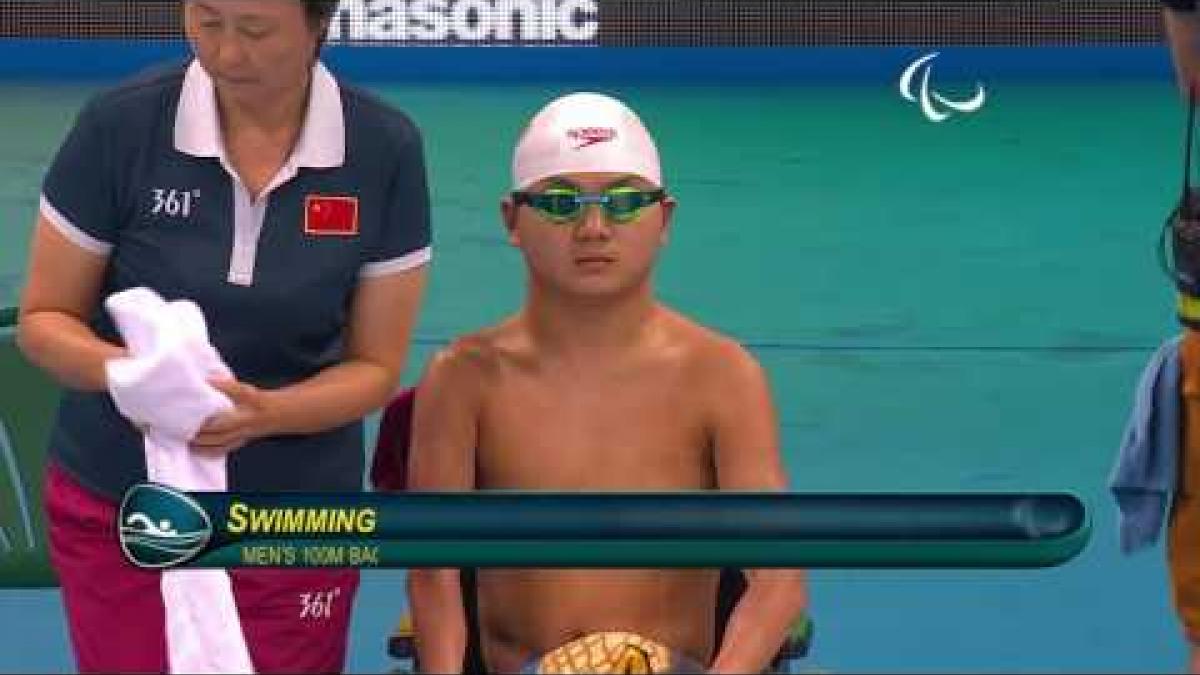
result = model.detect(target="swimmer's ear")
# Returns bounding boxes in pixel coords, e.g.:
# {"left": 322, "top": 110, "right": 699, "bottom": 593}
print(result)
{"left": 501, "top": 196, "right": 521, "bottom": 246}
{"left": 658, "top": 194, "right": 677, "bottom": 245}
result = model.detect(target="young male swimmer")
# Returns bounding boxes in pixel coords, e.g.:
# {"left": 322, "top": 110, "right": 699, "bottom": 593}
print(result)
{"left": 406, "top": 92, "right": 807, "bottom": 674}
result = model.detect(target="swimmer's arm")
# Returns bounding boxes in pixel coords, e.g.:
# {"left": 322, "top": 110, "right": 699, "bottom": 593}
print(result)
{"left": 407, "top": 345, "right": 482, "bottom": 674}
{"left": 1165, "top": 2, "right": 1200, "bottom": 95}
{"left": 407, "top": 567, "right": 466, "bottom": 675}
{"left": 17, "top": 216, "right": 126, "bottom": 391}
{"left": 705, "top": 342, "right": 808, "bottom": 675}
{"left": 709, "top": 568, "right": 807, "bottom": 675}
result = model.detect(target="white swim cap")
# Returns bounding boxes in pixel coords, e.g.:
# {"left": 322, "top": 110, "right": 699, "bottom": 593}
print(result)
{"left": 512, "top": 92, "right": 662, "bottom": 190}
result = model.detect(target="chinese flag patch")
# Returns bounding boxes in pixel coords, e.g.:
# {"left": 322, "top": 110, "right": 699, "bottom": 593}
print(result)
{"left": 304, "top": 195, "right": 359, "bottom": 236}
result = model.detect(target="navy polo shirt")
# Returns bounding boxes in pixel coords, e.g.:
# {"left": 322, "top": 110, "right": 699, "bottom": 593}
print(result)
{"left": 40, "top": 60, "right": 431, "bottom": 501}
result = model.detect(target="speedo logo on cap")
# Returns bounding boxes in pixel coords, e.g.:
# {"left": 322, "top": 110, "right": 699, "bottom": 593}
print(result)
{"left": 567, "top": 127, "right": 616, "bottom": 150}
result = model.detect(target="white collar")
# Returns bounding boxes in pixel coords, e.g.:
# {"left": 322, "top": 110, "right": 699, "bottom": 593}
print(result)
{"left": 173, "top": 59, "right": 345, "bottom": 169}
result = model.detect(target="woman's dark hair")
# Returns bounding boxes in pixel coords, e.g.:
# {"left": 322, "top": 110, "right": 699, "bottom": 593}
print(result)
{"left": 303, "top": 0, "right": 339, "bottom": 27}
{"left": 302, "top": 0, "right": 339, "bottom": 53}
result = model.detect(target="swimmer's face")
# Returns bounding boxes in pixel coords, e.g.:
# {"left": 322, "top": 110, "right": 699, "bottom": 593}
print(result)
{"left": 502, "top": 172, "right": 676, "bottom": 298}
{"left": 184, "top": 1, "right": 325, "bottom": 104}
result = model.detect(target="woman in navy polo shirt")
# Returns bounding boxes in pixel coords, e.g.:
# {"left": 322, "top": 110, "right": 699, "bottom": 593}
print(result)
{"left": 16, "top": 1, "right": 430, "bottom": 671}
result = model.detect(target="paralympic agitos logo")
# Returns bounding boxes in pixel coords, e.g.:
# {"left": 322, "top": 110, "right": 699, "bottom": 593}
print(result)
{"left": 327, "top": 0, "right": 600, "bottom": 43}
{"left": 898, "top": 52, "right": 987, "bottom": 123}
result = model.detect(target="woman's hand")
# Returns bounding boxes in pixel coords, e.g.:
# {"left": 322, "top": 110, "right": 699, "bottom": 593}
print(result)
{"left": 190, "top": 379, "right": 277, "bottom": 456}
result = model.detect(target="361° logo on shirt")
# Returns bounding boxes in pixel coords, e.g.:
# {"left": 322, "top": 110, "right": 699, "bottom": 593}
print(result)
{"left": 150, "top": 188, "right": 200, "bottom": 218}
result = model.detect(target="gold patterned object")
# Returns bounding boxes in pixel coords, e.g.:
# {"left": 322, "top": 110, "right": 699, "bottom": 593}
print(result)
{"left": 530, "top": 631, "right": 701, "bottom": 674}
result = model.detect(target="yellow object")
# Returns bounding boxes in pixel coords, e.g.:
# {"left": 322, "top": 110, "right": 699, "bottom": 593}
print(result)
{"left": 394, "top": 612, "right": 415, "bottom": 637}
{"left": 1179, "top": 294, "right": 1200, "bottom": 325}
{"left": 533, "top": 631, "right": 689, "bottom": 674}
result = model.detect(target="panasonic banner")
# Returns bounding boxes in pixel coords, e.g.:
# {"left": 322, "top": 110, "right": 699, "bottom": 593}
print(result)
{"left": 0, "top": 1, "right": 1162, "bottom": 49}
{"left": 327, "top": 0, "right": 600, "bottom": 44}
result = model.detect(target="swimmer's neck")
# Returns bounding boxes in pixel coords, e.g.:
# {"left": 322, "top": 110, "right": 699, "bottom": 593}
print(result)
{"left": 522, "top": 286, "right": 662, "bottom": 358}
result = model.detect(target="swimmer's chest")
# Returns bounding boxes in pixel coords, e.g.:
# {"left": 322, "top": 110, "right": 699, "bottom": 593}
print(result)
{"left": 475, "top": 361, "right": 715, "bottom": 489}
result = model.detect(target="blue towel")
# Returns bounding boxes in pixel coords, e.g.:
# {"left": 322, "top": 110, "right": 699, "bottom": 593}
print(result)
{"left": 1110, "top": 335, "right": 1183, "bottom": 554}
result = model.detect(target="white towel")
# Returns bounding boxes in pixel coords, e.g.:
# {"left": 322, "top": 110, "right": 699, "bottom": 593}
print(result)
{"left": 104, "top": 287, "right": 255, "bottom": 674}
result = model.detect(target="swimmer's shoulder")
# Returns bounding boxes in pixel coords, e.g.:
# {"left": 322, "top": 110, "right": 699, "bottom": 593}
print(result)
{"left": 658, "top": 306, "right": 769, "bottom": 392}
{"left": 423, "top": 316, "right": 526, "bottom": 393}
{"left": 659, "top": 306, "right": 762, "bottom": 368}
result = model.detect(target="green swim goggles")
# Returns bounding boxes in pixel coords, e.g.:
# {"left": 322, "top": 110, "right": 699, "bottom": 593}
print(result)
{"left": 512, "top": 186, "right": 666, "bottom": 225}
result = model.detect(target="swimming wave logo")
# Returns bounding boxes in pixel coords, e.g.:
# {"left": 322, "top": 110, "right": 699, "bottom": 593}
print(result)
{"left": 898, "top": 52, "right": 986, "bottom": 123}
{"left": 118, "top": 483, "right": 212, "bottom": 569}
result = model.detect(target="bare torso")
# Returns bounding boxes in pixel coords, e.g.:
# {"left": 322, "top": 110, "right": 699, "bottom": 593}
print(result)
{"left": 467, "top": 309, "right": 724, "bottom": 672}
